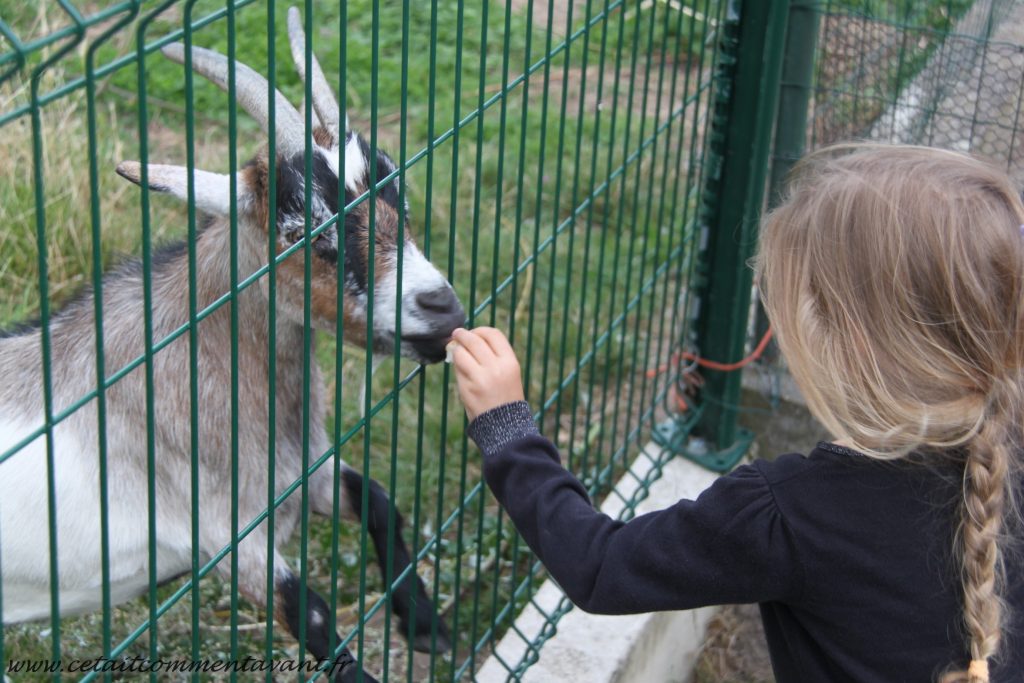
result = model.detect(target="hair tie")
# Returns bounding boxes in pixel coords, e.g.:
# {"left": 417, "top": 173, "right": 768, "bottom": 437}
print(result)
{"left": 968, "top": 659, "right": 989, "bottom": 682}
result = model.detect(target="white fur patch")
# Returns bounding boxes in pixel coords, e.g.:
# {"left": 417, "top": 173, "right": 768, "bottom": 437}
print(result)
{"left": 324, "top": 135, "right": 368, "bottom": 193}
{"left": 322, "top": 135, "right": 403, "bottom": 207}
{"left": 345, "top": 136, "right": 368, "bottom": 193}
{"left": 0, "top": 414, "right": 191, "bottom": 623}
{"left": 373, "top": 244, "right": 453, "bottom": 336}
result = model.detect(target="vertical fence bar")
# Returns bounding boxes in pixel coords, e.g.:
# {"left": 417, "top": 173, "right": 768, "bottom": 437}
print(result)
{"left": 584, "top": 0, "right": 629, "bottom": 519}
{"left": 182, "top": 1, "right": 203, "bottom": 678}
{"left": 509, "top": 0, "right": 536, "bottom": 348}
{"left": 31, "top": 3, "right": 86, "bottom": 673}
{"left": 384, "top": 0, "right": 414, "bottom": 676}
{"left": 298, "top": 0, "right": 314, "bottom": 671}
{"left": 467, "top": 0, "right": 492, "bottom": 673}
{"left": 265, "top": 0, "right": 280, "bottom": 679}
{"left": 0, "top": 20, "right": 13, "bottom": 662}
{"left": 482, "top": 2, "right": 517, "bottom": 665}
{"left": 567, "top": 0, "right": 611, "bottom": 480}
{"left": 883, "top": 0, "right": 913, "bottom": 142}
{"left": 503, "top": 1, "right": 541, "bottom": 668}
{"left": 691, "top": 0, "right": 789, "bottom": 455}
{"left": 607, "top": 0, "right": 662, "bottom": 468}
{"left": 440, "top": 1, "right": 465, "bottom": 679}
{"left": 134, "top": 6, "right": 167, "bottom": 676}
{"left": 596, "top": 0, "right": 646, "bottom": 489}
{"left": 394, "top": 0, "right": 412, "bottom": 677}
{"left": 356, "top": 0, "right": 381, "bottom": 677}
{"left": 424, "top": 1, "right": 447, "bottom": 677}
{"left": 576, "top": 0, "right": 616, "bottom": 495}
{"left": 537, "top": 0, "right": 575, "bottom": 436}
{"left": 84, "top": 7, "right": 140, "bottom": 677}
{"left": 522, "top": 0, "right": 557, "bottom": 404}
{"left": 565, "top": 0, "right": 602, "bottom": 473}
{"left": 226, "top": 0, "right": 242, "bottom": 674}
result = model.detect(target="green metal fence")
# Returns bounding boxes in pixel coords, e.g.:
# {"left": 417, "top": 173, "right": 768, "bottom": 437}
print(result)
{"left": 0, "top": 0, "right": 769, "bottom": 680}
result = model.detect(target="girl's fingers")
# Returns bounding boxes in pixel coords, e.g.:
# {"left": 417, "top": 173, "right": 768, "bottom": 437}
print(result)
{"left": 450, "top": 345, "right": 476, "bottom": 371}
{"left": 452, "top": 328, "right": 495, "bottom": 364}
{"left": 472, "top": 326, "right": 515, "bottom": 357}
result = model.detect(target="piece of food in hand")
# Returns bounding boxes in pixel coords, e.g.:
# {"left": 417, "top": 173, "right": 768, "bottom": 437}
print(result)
{"left": 445, "top": 340, "right": 461, "bottom": 364}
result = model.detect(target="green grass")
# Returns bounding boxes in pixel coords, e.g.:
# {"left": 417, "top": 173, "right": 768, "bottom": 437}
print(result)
{"left": 0, "top": 0, "right": 717, "bottom": 680}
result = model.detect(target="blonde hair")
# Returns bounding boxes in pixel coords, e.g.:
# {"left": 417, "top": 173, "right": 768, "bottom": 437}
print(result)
{"left": 757, "top": 143, "right": 1023, "bottom": 682}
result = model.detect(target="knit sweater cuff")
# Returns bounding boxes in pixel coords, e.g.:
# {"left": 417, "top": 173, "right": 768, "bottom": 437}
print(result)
{"left": 467, "top": 401, "right": 539, "bottom": 458}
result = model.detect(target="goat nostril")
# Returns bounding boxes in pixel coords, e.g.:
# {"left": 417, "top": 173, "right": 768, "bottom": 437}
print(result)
{"left": 415, "top": 288, "right": 461, "bottom": 315}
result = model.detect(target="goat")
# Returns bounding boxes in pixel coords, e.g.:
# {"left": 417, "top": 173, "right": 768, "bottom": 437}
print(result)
{"left": 0, "top": 9, "right": 462, "bottom": 682}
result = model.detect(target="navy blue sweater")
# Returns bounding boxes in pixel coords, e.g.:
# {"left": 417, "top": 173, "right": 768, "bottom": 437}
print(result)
{"left": 467, "top": 401, "right": 1024, "bottom": 683}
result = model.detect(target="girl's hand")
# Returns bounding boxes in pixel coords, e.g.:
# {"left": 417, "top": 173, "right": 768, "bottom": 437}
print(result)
{"left": 449, "top": 327, "right": 525, "bottom": 421}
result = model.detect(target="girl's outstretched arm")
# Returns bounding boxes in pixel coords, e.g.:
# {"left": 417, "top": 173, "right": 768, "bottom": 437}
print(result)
{"left": 451, "top": 328, "right": 804, "bottom": 615}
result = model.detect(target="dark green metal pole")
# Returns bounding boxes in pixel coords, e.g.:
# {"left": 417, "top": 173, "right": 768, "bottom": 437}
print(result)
{"left": 692, "top": 0, "right": 790, "bottom": 455}
{"left": 753, "top": 0, "right": 821, "bottom": 365}
{"left": 769, "top": 0, "right": 819, "bottom": 207}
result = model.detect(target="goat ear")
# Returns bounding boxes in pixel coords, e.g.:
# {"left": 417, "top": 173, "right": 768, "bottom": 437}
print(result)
{"left": 115, "top": 162, "right": 247, "bottom": 216}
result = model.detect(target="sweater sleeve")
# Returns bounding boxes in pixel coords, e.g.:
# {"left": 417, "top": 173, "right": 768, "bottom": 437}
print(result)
{"left": 467, "top": 401, "right": 805, "bottom": 615}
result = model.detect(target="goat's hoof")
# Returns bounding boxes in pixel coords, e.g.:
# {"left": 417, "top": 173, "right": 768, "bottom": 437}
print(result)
{"left": 409, "top": 618, "right": 454, "bottom": 655}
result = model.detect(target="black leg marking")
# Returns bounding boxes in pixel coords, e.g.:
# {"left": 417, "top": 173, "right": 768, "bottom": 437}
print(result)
{"left": 341, "top": 467, "right": 452, "bottom": 652}
{"left": 277, "top": 571, "right": 379, "bottom": 683}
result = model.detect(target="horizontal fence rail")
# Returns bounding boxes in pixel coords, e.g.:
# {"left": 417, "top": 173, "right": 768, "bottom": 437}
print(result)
{"left": 0, "top": 0, "right": 732, "bottom": 680}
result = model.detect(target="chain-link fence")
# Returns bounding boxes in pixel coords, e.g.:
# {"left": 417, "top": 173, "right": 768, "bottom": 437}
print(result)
{"left": 810, "top": 0, "right": 1024, "bottom": 179}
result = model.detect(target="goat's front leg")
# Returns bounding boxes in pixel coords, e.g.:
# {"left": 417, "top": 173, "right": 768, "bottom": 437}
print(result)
{"left": 233, "top": 546, "right": 379, "bottom": 683}
{"left": 310, "top": 459, "right": 452, "bottom": 653}
{"left": 275, "top": 568, "right": 380, "bottom": 683}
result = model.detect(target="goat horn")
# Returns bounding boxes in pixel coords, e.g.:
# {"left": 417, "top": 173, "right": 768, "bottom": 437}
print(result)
{"left": 162, "top": 43, "right": 306, "bottom": 157}
{"left": 287, "top": 7, "right": 342, "bottom": 137}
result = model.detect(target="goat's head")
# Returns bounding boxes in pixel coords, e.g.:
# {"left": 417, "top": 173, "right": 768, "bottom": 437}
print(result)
{"left": 115, "top": 8, "right": 464, "bottom": 365}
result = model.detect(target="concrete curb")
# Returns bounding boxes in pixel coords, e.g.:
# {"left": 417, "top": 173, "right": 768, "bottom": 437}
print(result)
{"left": 476, "top": 445, "right": 721, "bottom": 683}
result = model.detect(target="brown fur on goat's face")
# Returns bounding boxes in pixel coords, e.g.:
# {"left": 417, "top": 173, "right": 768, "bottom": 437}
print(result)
{"left": 116, "top": 37, "right": 461, "bottom": 363}
{"left": 241, "top": 128, "right": 465, "bottom": 364}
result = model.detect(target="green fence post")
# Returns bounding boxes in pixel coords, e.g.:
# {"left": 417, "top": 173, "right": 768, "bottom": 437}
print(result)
{"left": 769, "top": 0, "right": 819, "bottom": 211}
{"left": 688, "top": 0, "right": 790, "bottom": 467}
{"left": 753, "top": 0, "right": 821, "bottom": 366}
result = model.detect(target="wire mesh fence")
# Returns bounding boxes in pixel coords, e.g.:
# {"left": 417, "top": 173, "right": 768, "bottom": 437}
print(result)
{"left": 0, "top": 0, "right": 735, "bottom": 681}
{"left": 809, "top": 0, "right": 1024, "bottom": 177}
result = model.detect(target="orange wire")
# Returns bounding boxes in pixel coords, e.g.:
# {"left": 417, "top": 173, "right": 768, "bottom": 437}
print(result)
{"left": 646, "top": 326, "right": 774, "bottom": 378}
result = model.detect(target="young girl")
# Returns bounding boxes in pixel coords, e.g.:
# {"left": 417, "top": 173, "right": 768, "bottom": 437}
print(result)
{"left": 449, "top": 144, "right": 1024, "bottom": 683}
